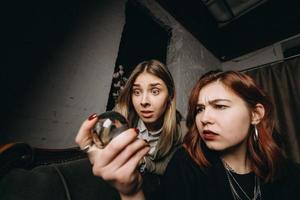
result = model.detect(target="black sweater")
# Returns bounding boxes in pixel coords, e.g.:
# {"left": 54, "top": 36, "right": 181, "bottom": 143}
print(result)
{"left": 154, "top": 147, "right": 300, "bottom": 200}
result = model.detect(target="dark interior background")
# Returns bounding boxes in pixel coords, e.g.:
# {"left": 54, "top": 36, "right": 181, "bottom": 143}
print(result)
{"left": 0, "top": 0, "right": 126, "bottom": 147}
{"left": 157, "top": 0, "right": 300, "bottom": 61}
{"left": 1, "top": 1, "right": 97, "bottom": 126}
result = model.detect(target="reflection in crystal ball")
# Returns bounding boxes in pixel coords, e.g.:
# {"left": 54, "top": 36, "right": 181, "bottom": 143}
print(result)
{"left": 92, "top": 111, "right": 129, "bottom": 148}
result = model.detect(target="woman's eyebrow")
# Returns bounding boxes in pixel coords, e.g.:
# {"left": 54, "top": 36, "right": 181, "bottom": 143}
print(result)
{"left": 198, "top": 99, "right": 231, "bottom": 104}
{"left": 149, "top": 83, "right": 162, "bottom": 87}
{"left": 208, "top": 99, "right": 231, "bottom": 104}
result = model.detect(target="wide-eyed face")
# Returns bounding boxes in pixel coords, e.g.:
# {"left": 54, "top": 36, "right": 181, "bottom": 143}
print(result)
{"left": 131, "top": 72, "right": 169, "bottom": 131}
{"left": 195, "top": 81, "right": 253, "bottom": 154}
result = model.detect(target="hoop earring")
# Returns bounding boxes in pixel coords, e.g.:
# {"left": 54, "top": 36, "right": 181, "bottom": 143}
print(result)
{"left": 254, "top": 125, "right": 259, "bottom": 142}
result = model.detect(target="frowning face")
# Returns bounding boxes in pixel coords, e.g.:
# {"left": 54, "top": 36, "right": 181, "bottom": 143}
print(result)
{"left": 195, "top": 81, "right": 252, "bottom": 154}
{"left": 131, "top": 72, "right": 169, "bottom": 131}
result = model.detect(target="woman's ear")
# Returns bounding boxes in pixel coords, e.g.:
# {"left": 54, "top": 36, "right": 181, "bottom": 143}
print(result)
{"left": 251, "top": 103, "right": 265, "bottom": 125}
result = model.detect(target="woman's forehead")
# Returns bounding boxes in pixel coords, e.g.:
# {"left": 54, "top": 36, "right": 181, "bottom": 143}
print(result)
{"left": 198, "top": 82, "right": 236, "bottom": 103}
{"left": 134, "top": 72, "right": 164, "bottom": 85}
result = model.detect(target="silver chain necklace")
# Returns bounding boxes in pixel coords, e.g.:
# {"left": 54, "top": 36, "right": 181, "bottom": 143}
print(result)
{"left": 223, "top": 161, "right": 262, "bottom": 200}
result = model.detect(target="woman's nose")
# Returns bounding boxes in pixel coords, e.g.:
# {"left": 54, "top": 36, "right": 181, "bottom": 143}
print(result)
{"left": 140, "top": 93, "right": 150, "bottom": 106}
{"left": 200, "top": 109, "right": 214, "bottom": 125}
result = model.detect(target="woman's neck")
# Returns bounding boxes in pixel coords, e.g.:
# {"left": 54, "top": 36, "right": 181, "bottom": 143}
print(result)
{"left": 220, "top": 141, "right": 251, "bottom": 174}
{"left": 144, "top": 116, "right": 164, "bottom": 132}
{"left": 221, "top": 154, "right": 251, "bottom": 174}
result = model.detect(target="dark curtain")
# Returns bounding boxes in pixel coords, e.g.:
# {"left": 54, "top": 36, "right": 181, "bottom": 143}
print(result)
{"left": 105, "top": 0, "right": 170, "bottom": 111}
{"left": 245, "top": 57, "right": 300, "bottom": 163}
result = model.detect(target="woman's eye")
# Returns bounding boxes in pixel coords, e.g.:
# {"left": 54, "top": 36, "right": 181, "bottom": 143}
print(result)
{"left": 151, "top": 89, "right": 160, "bottom": 95}
{"left": 132, "top": 89, "right": 141, "bottom": 96}
{"left": 214, "top": 104, "right": 228, "bottom": 110}
{"left": 196, "top": 106, "right": 205, "bottom": 113}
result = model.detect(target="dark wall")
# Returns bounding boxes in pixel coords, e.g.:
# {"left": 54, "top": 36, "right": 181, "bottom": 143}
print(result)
{"left": 0, "top": 0, "right": 126, "bottom": 148}
{"left": 1, "top": 1, "right": 92, "bottom": 123}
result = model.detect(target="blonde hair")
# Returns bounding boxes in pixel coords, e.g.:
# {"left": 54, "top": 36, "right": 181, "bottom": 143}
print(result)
{"left": 115, "top": 59, "right": 181, "bottom": 157}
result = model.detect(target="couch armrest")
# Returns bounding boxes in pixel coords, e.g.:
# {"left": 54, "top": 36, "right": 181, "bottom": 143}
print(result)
{"left": 0, "top": 142, "right": 87, "bottom": 178}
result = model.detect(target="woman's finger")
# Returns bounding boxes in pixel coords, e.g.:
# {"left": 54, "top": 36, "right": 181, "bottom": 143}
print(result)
{"left": 121, "top": 145, "right": 150, "bottom": 174}
{"left": 93, "top": 145, "right": 149, "bottom": 186}
{"left": 104, "top": 139, "right": 149, "bottom": 172}
{"left": 75, "top": 113, "right": 98, "bottom": 149}
{"left": 111, "top": 146, "right": 149, "bottom": 194}
{"left": 98, "top": 128, "right": 138, "bottom": 166}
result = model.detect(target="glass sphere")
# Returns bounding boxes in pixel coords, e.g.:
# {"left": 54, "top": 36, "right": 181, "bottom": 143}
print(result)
{"left": 92, "top": 111, "right": 129, "bottom": 148}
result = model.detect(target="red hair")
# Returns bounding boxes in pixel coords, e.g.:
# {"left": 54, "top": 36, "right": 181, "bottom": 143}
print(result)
{"left": 184, "top": 70, "right": 284, "bottom": 182}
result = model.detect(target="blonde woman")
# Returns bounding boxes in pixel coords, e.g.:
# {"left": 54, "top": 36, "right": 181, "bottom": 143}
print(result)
{"left": 75, "top": 60, "right": 185, "bottom": 198}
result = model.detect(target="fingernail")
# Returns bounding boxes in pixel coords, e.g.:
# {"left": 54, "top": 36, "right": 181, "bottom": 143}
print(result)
{"left": 143, "top": 139, "right": 150, "bottom": 146}
{"left": 134, "top": 128, "right": 140, "bottom": 134}
{"left": 88, "top": 113, "right": 97, "bottom": 121}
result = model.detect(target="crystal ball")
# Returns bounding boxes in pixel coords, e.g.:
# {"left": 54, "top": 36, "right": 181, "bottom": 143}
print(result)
{"left": 92, "top": 111, "right": 129, "bottom": 148}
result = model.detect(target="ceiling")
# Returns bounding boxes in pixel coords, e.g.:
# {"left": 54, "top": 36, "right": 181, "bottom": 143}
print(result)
{"left": 156, "top": 0, "right": 300, "bottom": 61}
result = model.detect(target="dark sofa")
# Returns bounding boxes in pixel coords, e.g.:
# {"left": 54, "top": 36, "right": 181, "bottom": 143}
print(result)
{"left": 0, "top": 143, "right": 160, "bottom": 200}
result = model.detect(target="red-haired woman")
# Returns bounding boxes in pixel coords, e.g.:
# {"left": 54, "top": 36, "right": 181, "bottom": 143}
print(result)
{"left": 156, "top": 70, "right": 300, "bottom": 200}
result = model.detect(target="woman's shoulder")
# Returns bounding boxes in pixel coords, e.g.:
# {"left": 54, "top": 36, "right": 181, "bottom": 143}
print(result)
{"left": 168, "top": 146, "right": 203, "bottom": 172}
{"left": 284, "top": 160, "right": 300, "bottom": 178}
{"left": 160, "top": 147, "right": 213, "bottom": 200}
{"left": 172, "top": 146, "right": 190, "bottom": 161}
{"left": 270, "top": 160, "right": 300, "bottom": 189}
{"left": 270, "top": 160, "right": 300, "bottom": 197}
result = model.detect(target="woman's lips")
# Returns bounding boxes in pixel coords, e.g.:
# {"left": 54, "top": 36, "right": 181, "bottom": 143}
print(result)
{"left": 202, "top": 130, "right": 219, "bottom": 141}
{"left": 141, "top": 111, "right": 153, "bottom": 118}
